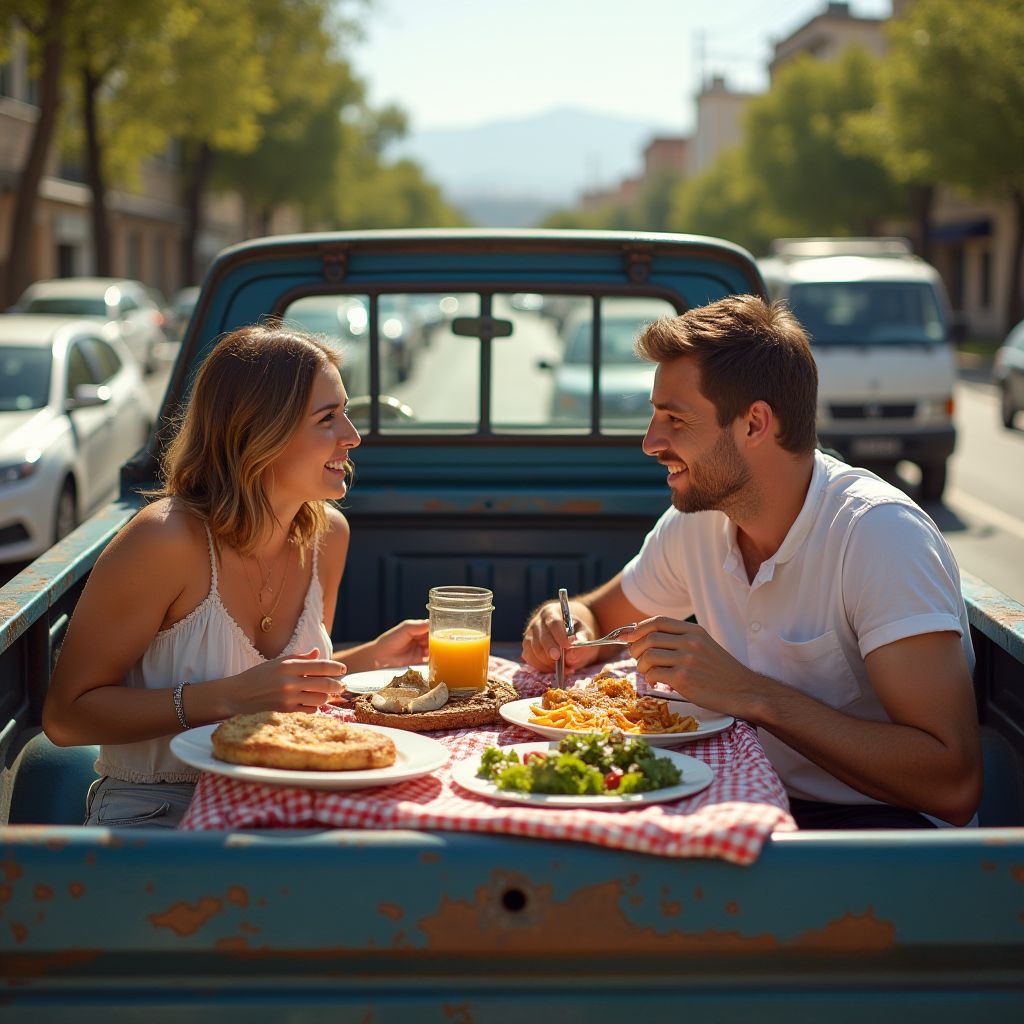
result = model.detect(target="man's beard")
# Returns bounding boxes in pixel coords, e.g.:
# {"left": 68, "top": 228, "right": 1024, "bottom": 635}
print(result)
{"left": 670, "top": 428, "right": 754, "bottom": 515}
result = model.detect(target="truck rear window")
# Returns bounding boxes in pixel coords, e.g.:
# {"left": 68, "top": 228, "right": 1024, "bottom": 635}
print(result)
{"left": 282, "top": 292, "right": 678, "bottom": 436}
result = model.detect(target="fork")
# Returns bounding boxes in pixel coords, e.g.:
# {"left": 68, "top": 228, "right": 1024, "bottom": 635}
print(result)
{"left": 570, "top": 623, "right": 638, "bottom": 648}
{"left": 555, "top": 588, "right": 575, "bottom": 687}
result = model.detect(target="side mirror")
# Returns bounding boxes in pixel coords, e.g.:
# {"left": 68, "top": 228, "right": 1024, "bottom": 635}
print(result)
{"left": 65, "top": 384, "right": 111, "bottom": 411}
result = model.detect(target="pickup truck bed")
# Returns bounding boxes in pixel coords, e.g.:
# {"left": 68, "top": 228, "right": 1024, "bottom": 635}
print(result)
{"left": 2, "top": 230, "right": 1022, "bottom": 1020}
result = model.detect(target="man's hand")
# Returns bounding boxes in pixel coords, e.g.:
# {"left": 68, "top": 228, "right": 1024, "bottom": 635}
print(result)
{"left": 628, "top": 616, "right": 760, "bottom": 717}
{"left": 521, "top": 601, "right": 603, "bottom": 673}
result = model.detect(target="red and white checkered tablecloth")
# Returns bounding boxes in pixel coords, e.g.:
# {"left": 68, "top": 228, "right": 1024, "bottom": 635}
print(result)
{"left": 179, "top": 656, "right": 796, "bottom": 864}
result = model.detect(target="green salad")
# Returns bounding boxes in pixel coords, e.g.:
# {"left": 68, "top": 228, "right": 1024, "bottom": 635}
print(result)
{"left": 477, "top": 732, "right": 683, "bottom": 796}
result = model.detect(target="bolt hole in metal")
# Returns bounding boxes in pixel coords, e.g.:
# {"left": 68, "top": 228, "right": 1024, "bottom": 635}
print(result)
{"left": 501, "top": 888, "right": 528, "bottom": 913}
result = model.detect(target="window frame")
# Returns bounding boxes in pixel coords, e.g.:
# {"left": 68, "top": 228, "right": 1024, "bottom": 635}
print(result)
{"left": 275, "top": 285, "right": 683, "bottom": 440}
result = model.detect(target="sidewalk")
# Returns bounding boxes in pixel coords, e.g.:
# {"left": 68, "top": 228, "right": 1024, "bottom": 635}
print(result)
{"left": 957, "top": 349, "right": 995, "bottom": 386}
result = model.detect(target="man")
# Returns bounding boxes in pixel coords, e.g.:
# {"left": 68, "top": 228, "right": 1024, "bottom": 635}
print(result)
{"left": 522, "top": 295, "right": 981, "bottom": 829}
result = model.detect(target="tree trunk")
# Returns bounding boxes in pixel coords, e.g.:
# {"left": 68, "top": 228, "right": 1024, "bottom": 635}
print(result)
{"left": 1008, "top": 187, "right": 1024, "bottom": 331}
{"left": 2, "top": 0, "right": 68, "bottom": 307}
{"left": 82, "top": 67, "right": 111, "bottom": 276}
{"left": 179, "top": 142, "right": 213, "bottom": 286}
{"left": 909, "top": 183, "right": 935, "bottom": 262}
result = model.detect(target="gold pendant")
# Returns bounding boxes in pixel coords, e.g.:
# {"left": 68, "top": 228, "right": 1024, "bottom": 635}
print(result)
{"left": 260, "top": 615, "right": 273, "bottom": 633}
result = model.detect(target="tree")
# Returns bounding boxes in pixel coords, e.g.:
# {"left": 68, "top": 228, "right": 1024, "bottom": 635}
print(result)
{"left": 868, "top": 0, "right": 1024, "bottom": 326}
{"left": 744, "top": 47, "right": 905, "bottom": 236}
{"left": 1, "top": 0, "right": 72, "bottom": 307}
{"left": 111, "top": 0, "right": 274, "bottom": 284}
{"left": 336, "top": 159, "right": 463, "bottom": 228}
{"left": 211, "top": 0, "right": 362, "bottom": 234}
{"left": 62, "top": 0, "right": 168, "bottom": 275}
{"left": 667, "top": 147, "right": 798, "bottom": 256}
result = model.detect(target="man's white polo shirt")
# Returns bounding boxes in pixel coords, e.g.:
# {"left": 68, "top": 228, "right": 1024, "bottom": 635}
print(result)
{"left": 621, "top": 450, "right": 973, "bottom": 806}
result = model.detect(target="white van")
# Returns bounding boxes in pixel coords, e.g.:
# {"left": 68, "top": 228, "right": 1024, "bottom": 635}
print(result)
{"left": 758, "top": 238, "right": 957, "bottom": 501}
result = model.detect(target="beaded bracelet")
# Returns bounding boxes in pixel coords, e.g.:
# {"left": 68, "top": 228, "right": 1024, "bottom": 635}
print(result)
{"left": 172, "top": 681, "right": 191, "bottom": 731}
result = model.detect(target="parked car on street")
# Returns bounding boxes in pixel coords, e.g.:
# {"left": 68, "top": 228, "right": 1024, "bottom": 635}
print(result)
{"left": 0, "top": 315, "right": 152, "bottom": 563}
{"left": 283, "top": 295, "right": 371, "bottom": 396}
{"left": 994, "top": 318, "right": 1024, "bottom": 429}
{"left": 13, "top": 277, "right": 168, "bottom": 374}
{"left": 758, "top": 238, "right": 958, "bottom": 501}
{"left": 540, "top": 298, "right": 676, "bottom": 426}
{"left": 167, "top": 285, "right": 201, "bottom": 343}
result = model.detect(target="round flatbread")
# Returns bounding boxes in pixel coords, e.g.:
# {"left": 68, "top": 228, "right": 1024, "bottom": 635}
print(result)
{"left": 352, "top": 678, "right": 518, "bottom": 733}
{"left": 211, "top": 711, "right": 396, "bottom": 771}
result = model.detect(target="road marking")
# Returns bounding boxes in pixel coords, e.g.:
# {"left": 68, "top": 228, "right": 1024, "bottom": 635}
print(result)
{"left": 946, "top": 487, "right": 1024, "bottom": 542}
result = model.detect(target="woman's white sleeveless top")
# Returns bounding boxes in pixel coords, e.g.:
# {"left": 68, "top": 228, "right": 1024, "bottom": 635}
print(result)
{"left": 94, "top": 526, "right": 333, "bottom": 784}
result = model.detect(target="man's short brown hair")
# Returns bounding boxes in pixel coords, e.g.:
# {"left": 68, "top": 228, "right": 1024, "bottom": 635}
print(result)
{"left": 635, "top": 294, "right": 818, "bottom": 454}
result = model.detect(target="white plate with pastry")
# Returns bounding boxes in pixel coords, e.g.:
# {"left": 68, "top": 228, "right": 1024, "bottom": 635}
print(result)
{"left": 170, "top": 719, "right": 448, "bottom": 790}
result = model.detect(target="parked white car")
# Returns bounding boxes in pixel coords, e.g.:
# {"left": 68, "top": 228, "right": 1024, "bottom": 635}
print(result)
{"left": 14, "top": 277, "right": 168, "bottom": 374}
{"left": 0, "top": 316, "right": 152, "bottom": 563}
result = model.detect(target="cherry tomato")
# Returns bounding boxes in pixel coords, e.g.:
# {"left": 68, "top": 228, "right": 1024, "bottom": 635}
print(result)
{"left": 603, "top": 768, "right": 624, "bottom": 791}
{"left": 523, "top": 751, "right": 547, "bottom": 765}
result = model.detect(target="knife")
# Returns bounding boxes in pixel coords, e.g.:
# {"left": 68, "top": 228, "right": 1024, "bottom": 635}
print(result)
{"left": 556, "top": 587, "right": 575, "bottom": 687}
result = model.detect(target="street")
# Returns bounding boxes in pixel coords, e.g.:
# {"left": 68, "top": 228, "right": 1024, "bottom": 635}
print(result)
{"left": 929, "top": 377, "right": 1024, "bottom": 602}
{"left": 9, "top": 344, "right": 1024, "bottom": 606}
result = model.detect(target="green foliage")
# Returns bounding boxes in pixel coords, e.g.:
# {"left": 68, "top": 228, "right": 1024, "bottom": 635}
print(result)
{"left": 667, "top": 147, "right": 796, "bottom": 255}
{"left": 336, "top": 158, "right": 466, "bottom": 229}
{"left": 871, "top": 0, "right": 1024, "bottom": 196}
{"left": 745, "top": 46, "right": 904, "bottom": 234}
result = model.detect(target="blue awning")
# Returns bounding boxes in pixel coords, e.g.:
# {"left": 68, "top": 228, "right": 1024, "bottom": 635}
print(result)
{"left": 929, "top": 219, "right": 992, "bottom": 242}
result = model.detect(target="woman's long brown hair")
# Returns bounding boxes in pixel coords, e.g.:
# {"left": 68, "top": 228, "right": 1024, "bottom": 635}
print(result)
{"left": 150, "top": 322, "right": 344, "bottom": 558}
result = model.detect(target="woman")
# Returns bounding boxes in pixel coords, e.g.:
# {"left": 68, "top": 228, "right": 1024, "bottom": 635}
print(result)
{"left": 43, "top": 322, "right": 427, "bottom": 827}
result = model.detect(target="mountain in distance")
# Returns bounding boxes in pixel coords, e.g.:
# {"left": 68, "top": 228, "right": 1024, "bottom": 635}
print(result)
{"left": 391, "top": 106, "right": 676, "bottom": 227}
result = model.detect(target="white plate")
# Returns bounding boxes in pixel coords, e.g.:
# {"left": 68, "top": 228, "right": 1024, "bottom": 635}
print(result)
{"left": 342, "top": 664, "right": 430, "bottom": 695}
{"left": 451, "top": 742, "right": 713, "bottom": 809}
{"left": 169, "top": 721, "right": 448, "bottom": 790}
{"left": 498, "top": 696, "right": 734, "bottom": 747}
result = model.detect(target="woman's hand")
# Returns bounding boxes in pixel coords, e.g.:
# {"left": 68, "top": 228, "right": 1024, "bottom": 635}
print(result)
{"left": 207, "top": 649, "right": 348, "bottom": 717}
{"left": 365, "top": 619, "right": 431, "bottom": 669}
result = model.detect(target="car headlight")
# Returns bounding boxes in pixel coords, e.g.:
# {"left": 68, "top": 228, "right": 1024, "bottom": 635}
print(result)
{"left": 0, "top": 448, "right": 42, "bottom": 485}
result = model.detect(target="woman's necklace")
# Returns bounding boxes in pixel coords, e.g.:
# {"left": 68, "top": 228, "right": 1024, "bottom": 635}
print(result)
{"left": 243, "top": 545, "right": 292, "bottom": 633}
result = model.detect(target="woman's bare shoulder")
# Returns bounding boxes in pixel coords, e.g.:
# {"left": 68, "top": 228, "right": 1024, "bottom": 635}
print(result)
{"left": 322, "top": 504, "right": 351, "bottom": 551}
{"left": 102, "top": 498, "right": 209, "bottom": 571}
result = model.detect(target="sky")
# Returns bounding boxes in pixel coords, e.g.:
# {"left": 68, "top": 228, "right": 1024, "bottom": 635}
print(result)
{"left": 352, "top": 0, "right": 894, "bottom": 134}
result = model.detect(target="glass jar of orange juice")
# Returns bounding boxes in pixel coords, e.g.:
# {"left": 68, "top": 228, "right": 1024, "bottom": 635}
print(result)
{"left": 427, "top": 586, "right": 493, "bottom": 694}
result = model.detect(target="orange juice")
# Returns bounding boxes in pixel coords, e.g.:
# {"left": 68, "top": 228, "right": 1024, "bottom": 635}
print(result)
{"left": 429, "top": 627, "right": 490, "bottom": 692}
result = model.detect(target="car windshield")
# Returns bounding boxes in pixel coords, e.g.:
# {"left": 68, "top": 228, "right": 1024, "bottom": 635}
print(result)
{"left": 564, "top": 318, "right": 648, "bottom": 365}
{"left": 787, "top": 281, "right": 946, "bottom": 345}
{"left": 24, "top": 296, "right": 108, "bottom": 317}
{"left": 0, "top": 346, "right": 52, "bottom": 411}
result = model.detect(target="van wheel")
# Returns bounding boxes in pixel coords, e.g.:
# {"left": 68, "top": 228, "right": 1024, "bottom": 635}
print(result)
{"left": 54, "top": 480, "right": 78, "bottom": 544}
{"left": 1001, "top": 382, "right": 1017, "bottom": 429}
{"left": 919, "top": 461, "right": 947, "bottom": 503}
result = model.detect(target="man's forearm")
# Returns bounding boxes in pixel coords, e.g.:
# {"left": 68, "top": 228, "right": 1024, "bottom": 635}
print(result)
{"left": 746, "top": 676, "right": 979, "bottom": 824}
